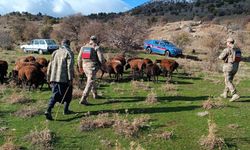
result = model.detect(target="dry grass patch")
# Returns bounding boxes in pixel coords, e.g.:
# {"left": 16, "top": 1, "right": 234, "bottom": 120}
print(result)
{"left": 202, "top": 98, "right": 225, "bottom": 110}
{"left": 13, "top": 106, "right": 42, "bottom": 118}
{"left": 199, "top": 120, "right": 226, "bottom": 150}
{"left": 24, "top": 128, "right": 54, "bottom": 150}
{"left": 113, "top": 115, "right": 150, "bottom": 137}
{"left": 145, "top": 90, "right": 158, "bottom": 104}
{"left": 72, "top": 87, "right": 82, "bottom": 99}
{"left": 227, "top": 124, "right": 240, "bottom": 129}
{"left": 7, "top": 93, "right": 32, "bottom": 104}
{"left": 197, "top": 111, "right": 209, "bottom": 117}
{"left": 129, "top": 141, "right": 145, "bottom": 150}
{"left": 161, "top": 83, "right": 178, "bottom": 91}
{"left": 0, "top": 85, "right": 7, "bottom": 96}
{"left": 0, "top": 127, "right": 8, "bottom": 132}
{"left": 0, "top": 138, "right": 21, "bottom": 150}
{"left": 131, "top": 81, "right": 151, "bottom": 91}
{"left": 157, "top": 131, "right": 174, "bottom": 140}
{"left": 80, "top": 113, "right": 115, "bottom": 131}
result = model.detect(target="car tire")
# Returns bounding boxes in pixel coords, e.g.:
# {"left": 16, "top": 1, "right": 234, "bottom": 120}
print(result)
{"left": 38, "top": 49, "right": 43, "bottom": 55}
{"left": 23, "top": 48, "right": 27, "bottom": 53}
{"left": 146, "top": 47, "right": 152, "bottom": 54}
{"left": 165, "top": 51, "right": 170, "bottom": 57}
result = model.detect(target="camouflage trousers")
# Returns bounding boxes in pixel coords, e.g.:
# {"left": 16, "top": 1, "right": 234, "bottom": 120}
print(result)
{"left": 223, "top": 63, "right": 239, "bottom": 95}
{"left": 81, "top": 67, "right": 98, "bottom": 100}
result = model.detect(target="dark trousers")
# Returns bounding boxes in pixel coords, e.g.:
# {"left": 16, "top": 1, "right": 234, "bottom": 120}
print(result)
{"left": 47, "top": 82, "right": 72, "bottom": 113}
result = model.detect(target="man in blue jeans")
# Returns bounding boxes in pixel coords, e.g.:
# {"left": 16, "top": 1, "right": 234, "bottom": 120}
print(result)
{"left": 45, "top": 39, "right": 74, "bottom": 120}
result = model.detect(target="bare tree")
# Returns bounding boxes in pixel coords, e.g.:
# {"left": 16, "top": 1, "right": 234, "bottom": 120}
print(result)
{"left": 107, "top": 15, "right": 147, "bottom": 52}
{"left": 60, "top": 14, "right": 88, "bottom": 49}
{"left": 203, "top": 33, "right": 223, "bottom": 72}
{"left": 79, "top": 20, "right": 107, "bottom": 45}
{"left": 40, "top": 25, "right": 53, "bottom": 39}
{"left": 23, "top": 22, "right": 39, "bottom": 41}
{"left": 10, "top": 18, "right": 27, "bottom": 42}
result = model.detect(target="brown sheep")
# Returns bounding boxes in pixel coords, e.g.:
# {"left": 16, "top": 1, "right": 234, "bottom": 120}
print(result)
{"left": 12, "top": 61, "right": 42, "bottom": 85}
{"left": 110, "top": 54, "right": 126, "bottom": 67}
{"left": 101, "top": 60, "right": 123, "bottom": 81}
{"left": 125, "top": 58, "right": 145, "bottom": 80}
{"left": 143, "top": 58, "right": 153, "bottom": 65}
{"left": 0, "top": 60, "right": 8, "bottom": 84}
{"left": 18, "top": 65, "right": 45, "bottom": 90}
{"left": 145, "top": 63, "right": 162, "bottom": 82}
{"left": 36, "top": 57, "right": 48, "bottom": 67}
{"left": 24, "top": 56, "right": 36, "bottom": 62}
{"left": 155, "top": 59, "right": 179, "bottom": 81}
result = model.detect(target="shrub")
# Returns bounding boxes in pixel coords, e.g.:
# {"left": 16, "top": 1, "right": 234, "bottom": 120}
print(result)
{"left": 0, "top": 31, "right": 14, "bottom": 50}
{"left": 24, "top": 128, "right": 54, "bottom": 150}
{"left": 199, "top": 120, "right": 226, "bottom": 150}
{"left": 171, "top": 32, "right": 191, "bottom": 50}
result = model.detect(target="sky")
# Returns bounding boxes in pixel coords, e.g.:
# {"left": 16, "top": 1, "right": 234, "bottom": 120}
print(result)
{"left": 0, "top": 0, "right": 149, "bottom": 17}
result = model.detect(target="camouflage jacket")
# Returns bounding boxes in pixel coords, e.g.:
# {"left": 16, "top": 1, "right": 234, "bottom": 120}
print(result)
{"left": 47, "top": 46, "right": 74, "bottom": 83}
{"left": 77, "top": 42, "right": 105, "bottom": 70}
{"left": 219, "top": 47, "right": 241, "bottom": 64}
{"left": 219, "top": 47, "right": 241, "bottom": 72}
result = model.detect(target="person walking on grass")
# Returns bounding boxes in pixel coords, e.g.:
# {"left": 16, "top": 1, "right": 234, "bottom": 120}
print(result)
{"left": 219, "top": 37, "right": 242, "bottom": 102}
{"left": 45, "top": 39, "right": 74, "bottom": 120}
{"left": 77, "top": 35, "right": 105, "bottom": 105}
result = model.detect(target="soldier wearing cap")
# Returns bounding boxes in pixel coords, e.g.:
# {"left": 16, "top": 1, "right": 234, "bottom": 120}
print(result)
{"left": 45, "top": 39, "right": 74, "bottom": 120}
{"left": 78, "top": 35, "right": 105, "bottom": 105}
{"left": 219, "top": 37, "right": 242, "bottom": 102}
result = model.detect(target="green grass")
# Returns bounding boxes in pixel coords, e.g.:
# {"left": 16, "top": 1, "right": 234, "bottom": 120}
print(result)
{"left": 1, "top": 50, "right": 250, "bottom": 149}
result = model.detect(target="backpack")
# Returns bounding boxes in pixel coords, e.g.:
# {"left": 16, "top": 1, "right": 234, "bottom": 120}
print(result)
{"left": 81, "top": 47, "right": 96, "bottom": 59}
{"left": 233, "top": 49, "right": 242, "bottom": 63}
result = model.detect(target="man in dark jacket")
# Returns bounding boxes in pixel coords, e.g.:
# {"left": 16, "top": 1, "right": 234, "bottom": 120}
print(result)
{"left": 45, "top": 39, "right": 74, "bottom": 120}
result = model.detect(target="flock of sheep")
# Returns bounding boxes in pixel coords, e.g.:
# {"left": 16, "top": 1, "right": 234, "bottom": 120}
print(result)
{"left": 0, "top": 54, "right": 179, "bottom": 90}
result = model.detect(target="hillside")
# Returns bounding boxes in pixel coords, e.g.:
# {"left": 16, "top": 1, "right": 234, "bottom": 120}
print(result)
{"left": 130, "top": 0, "right": 250, "bottom": 21}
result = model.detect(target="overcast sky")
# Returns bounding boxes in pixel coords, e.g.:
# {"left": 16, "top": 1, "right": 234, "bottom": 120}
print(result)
{"left": 0, "top": 0, "right": 149, "bottom": 17}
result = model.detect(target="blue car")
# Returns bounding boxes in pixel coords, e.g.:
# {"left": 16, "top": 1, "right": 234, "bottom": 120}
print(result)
{"left": 144, "top": 40, "right": 182, "bottom": 57}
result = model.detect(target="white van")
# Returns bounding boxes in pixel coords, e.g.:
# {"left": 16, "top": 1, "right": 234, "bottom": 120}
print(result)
{"left": 20, "top": 39, "right": 59, "bottom": 54}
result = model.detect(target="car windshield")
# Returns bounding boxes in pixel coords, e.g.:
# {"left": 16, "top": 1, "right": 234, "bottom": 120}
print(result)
{"left": 45, "top": 39, "right": 56, "bottom": 45}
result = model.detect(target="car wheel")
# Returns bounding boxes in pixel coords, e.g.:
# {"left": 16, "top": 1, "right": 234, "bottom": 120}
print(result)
{"left": 165, "top": 51, "right": 170, "bottom": 57}
{"left": 38, "top": 49, "right": 43, "bottom": 55}
{"left": 23, "top": 48, "right": 27, "bottom": 53}
{"left": 146, "top": 47, "right": 152, "bottom": 54}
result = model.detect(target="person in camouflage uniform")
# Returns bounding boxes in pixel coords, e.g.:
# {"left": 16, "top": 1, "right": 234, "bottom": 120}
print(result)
{"left": 219, "top": 37, "right": 241, "bottom": 102}
{"left": 45, "top": 39, "right": 74, "bottom": 120}
{"left": 78, "top": 36, "right": 105, "bottom": 105}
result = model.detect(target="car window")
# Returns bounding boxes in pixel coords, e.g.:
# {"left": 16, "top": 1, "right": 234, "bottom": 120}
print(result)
{"left": 34, "top": 40, "right": 39, "bottom": 45}
{"left": 39, "top": 40, "right": 45, "bottom": 45}
{"left": 160, "top": 42, "right": 165, "bottom": 46}
{"left": 45, "top": 39, "right": 56, "bottom": 45}
{"left": 155, "top": 41, "right": 159, "bottom": 44}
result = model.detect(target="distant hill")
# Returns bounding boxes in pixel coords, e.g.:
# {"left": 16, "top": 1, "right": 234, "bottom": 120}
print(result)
{"left": 129, "top": 0, "right": 250, "bottom": 21}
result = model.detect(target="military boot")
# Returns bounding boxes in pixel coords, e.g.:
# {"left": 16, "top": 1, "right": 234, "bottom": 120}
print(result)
{"left": 79, "top": 96, "right": 91, "bottom": 105}
{"left": 44, "top": 111, "right": 53, "bottom": 120}
{"left": 229, "top": 94, "right": 240, "bottom": 102}
{"left": 220, "top": 92, "right": 228, "bottom": 98}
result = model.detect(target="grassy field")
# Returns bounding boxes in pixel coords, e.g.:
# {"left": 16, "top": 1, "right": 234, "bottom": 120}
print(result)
{"left": 0, "top": 49, "right": 250, "bottom": 150}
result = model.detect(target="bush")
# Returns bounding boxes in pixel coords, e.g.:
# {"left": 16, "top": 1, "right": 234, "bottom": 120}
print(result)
{"left": 171, "top": 32, "right": 191, "bottom": 50}
{"left": 0, "top": 31, "right": 14, "bottom": 50}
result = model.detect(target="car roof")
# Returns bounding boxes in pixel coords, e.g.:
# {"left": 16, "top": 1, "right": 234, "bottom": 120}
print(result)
{"left": 32, "top": 39, "right": 54, "bottom": 40}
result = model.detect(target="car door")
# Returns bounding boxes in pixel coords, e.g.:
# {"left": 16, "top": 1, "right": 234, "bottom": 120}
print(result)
{"left": 39, "top": 40, "right": 46, "bottom": 50}
{"left": 158, "top": 42, "right": 167, "bottom": 55}
{"left": 33, "top": 40, "right": 39, "bottom": 52}
{"left": 151, "top": 41, "right": 160, "bottom": 54}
